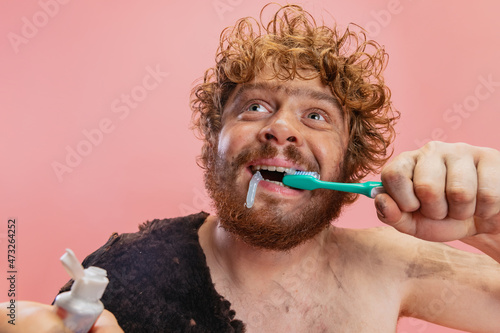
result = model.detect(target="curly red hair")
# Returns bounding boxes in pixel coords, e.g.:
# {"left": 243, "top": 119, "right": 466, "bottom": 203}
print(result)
{"left": 191, "top": 3, "right": 399, "bottom": 188}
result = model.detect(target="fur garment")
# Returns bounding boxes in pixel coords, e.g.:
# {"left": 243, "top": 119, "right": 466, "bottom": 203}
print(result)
{"left": 57, "top": 212, "right": 245, "bottom": 332}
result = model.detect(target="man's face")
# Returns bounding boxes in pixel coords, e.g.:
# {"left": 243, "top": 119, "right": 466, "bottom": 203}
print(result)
{"left": 204, "top": 68, "right": 350, "bottom": 250}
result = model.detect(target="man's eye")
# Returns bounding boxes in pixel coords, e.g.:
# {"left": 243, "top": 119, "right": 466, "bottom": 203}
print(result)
{"left": 247, "top": 103, "right": 267, "bottom": 112}
{"left": 307, "top": 112, "right": 325, "bottom": 121}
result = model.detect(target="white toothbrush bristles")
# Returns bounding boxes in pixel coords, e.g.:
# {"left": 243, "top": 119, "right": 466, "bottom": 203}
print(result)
{"left": 245, "top": 171, "right": 263, "bottom": 208}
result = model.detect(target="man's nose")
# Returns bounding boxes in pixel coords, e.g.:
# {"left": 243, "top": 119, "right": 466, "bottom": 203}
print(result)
{"left": 257, "top": 111, "right": 303, "bottom": 146}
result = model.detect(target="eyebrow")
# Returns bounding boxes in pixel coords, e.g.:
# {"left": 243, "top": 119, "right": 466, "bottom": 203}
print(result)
{"left": 231, "top": 81, "right": 343, "bottom": 113}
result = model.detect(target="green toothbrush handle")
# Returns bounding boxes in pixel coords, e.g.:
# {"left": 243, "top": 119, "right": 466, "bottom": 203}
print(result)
{"left": 320, "top": 180, "right": 384, "bottom": 198}
{"left": 282, "top": 175, "right": 385, "bottom": 198}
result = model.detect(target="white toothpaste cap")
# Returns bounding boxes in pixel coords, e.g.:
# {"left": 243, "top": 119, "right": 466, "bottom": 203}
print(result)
{"left": 61, "top": 248, "right": 109, "bottom": 301}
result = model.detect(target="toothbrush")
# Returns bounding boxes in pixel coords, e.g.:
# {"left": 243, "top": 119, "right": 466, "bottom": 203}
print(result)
{"left": 282, "top": 171, "right": 385, "bottom": 199}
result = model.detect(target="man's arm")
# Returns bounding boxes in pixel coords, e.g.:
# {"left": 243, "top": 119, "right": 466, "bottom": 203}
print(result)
{"left": 399, "top": 239, "right": 500, "bottom": 332}
{"left": 375, "top": 141, "right": 500, "bottom": 331}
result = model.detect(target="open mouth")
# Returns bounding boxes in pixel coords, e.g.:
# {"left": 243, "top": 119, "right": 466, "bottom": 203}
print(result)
{"left": 245, "top": 164, "right": 319, "bottom": 208}
{"left": 250, "top": 165, "right": 291, "bottom": 186}
{"left": 250, "top": 165, "right": 310, "bottom": 187}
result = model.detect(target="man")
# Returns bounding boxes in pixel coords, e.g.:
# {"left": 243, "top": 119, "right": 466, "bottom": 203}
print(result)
{"left": 2, "top": 4, "right": 500, "bottom": 332}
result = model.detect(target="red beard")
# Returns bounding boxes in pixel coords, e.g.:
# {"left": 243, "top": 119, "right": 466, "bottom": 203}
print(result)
{"left": 204, "top": 142, "right": 349, "bottom": 251}
{"left": 205, "top": 143, "right": 352, "bottom": 251}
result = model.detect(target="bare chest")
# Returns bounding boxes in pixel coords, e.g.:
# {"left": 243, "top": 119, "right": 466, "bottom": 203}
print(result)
{"left": 215, "top": 276, "right": 401, "bottom": 333}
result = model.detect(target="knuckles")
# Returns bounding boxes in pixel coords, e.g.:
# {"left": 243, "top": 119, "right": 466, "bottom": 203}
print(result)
{"left": 477, "top": 188, "right": 500, "bottom": 206}
{"left": 383, "top": 141, "right": 500, "bottom": 222}
{"left": 380, "top": 167, "right": 405, "bottom": 188}
{"left": 478, "top": 146, "right": 500, "bottom": 160}
{"left": 475, "top": 188, "right": 500, "bottom": 219}
{"left": 446, "top": 185, "right": 476, "bottom": 206}
{"left": 420, "top": 140, "right": 449, "bottom": 156}
{"left": 413, "top": 183, "right": 443, "bottom": 204}
{"left": 413, "top": 183, "right": 448, "bottom": 219}
{"left": 380, "top": 151, "right": 415, "bottom": 184}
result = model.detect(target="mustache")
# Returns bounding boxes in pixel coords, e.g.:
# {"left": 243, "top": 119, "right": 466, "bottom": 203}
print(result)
{"left": 230, "top": 142, "right": 318, "bottom": 172}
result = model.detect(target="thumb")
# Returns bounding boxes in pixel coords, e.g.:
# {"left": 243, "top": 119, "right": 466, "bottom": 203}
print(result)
{"left": 90, "top": 310, "right": 123, "bottom": 333}
{"left": 375, "top": 193, "right": 413, "bottom": 234}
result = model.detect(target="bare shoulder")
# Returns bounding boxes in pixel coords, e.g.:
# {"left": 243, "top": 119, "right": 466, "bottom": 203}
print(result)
{"left": 328, "top": 226, "right": 500, "bottom": 330}
{"left": 330, "top": 225, "right": 421, "bottom": 259}
{"left": 336, "top": 226, "right": 500, "bottom": 330}
{"left": 326, "top": 226, "right": 424, "bottom": 280}
{"left": 329, "top": 225, "right": 500, "bottom": 292}
{"left": 332, "top": 225, "right": 499, "bottom": 277}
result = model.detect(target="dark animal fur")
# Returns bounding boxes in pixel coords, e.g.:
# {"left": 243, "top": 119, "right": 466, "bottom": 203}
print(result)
{"left": 57, "top": 212, "right": 245, "bottom": 332}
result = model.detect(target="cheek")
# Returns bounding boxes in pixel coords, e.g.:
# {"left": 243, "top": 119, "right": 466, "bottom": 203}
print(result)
{"left": 217, "top": 129, "right": 231, "bottom": 156}
{"left": 309, "top": 133, "right": 346, "bottom": 178}
{"left": 217, "top": 125, "right": 253, "bottom": 157}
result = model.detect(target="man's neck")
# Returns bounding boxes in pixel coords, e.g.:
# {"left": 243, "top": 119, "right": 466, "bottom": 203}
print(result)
{"left": 199, "top": 215, "right": 340, "bottom": 293}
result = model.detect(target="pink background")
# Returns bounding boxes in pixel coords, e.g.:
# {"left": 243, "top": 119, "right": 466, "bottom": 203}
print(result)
{"left": 2, "top": 1, "right": 500, "bottom": 332}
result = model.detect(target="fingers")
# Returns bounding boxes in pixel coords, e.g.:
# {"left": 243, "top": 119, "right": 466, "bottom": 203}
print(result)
{"left": 0, "top": 301, "right": 123, "bottom": 333}
{"left": 413, "top": 152, "right": 447, "bottom": 220}
{"left": 91, "top": 310, "right": 124, "bottom": 333}
{"left": 475, "top": 150, "right": 500, "bottom": 220}
{"left": 15, "top": 301, "right": 70, "bottom": 333}
{"left": 381, "top": 143, "right": 450, "bottom": 219}
{"left": 381, "top": 142, "right": 484, "bottom": 221}
{"left": 375, "top": 193, "right": 478, "bottom": 242}
{"left": 375, "top": 193, "right": 407, "bottom": 231}
{"left": 381, "top": 151, "right": 420, "bottom": 212}
{"left": 377, "top": 142, "right": 500, "bottom": 242}
{"left": 445, "top": 154, "right": 477, "bottom": 220}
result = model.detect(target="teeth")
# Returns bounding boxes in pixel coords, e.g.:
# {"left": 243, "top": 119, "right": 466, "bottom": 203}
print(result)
{"left": 251, "top": 165, "right": 315, "bottom": 188}
{"left": 252, "top": 165, "right": 295, "bottom": 174}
